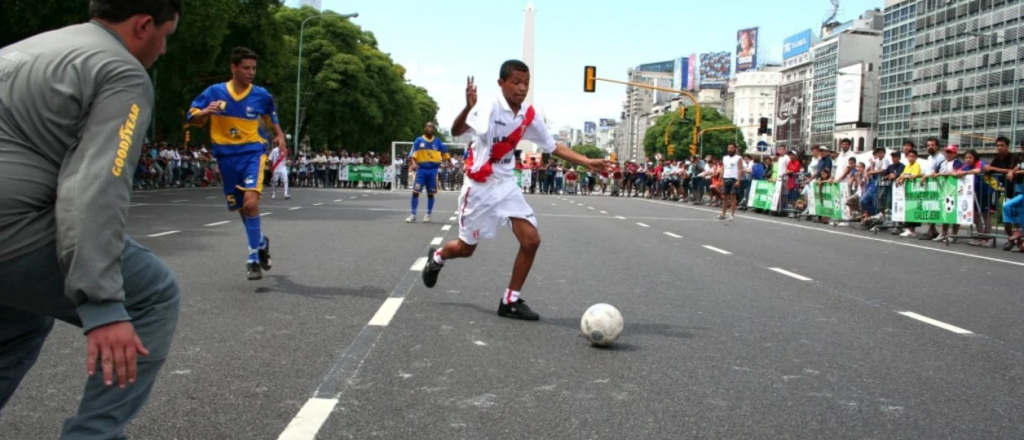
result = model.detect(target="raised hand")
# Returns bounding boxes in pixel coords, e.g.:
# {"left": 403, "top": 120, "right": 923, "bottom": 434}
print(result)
{"left": 466, "top": 76, "right": 477, "bottom": 109}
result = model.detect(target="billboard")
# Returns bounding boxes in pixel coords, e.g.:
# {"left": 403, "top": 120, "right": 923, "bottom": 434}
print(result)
{"left": 599, "top": 119, "right": 616, "bottom": 129}
{"left": 699, "top": 52, "right": 731, "bottom": 89}
{"left": 774, "top": 82, "right": 805, "bottom": 143}
{"left": 688, "top": 54, "right": 696, "bottom": 91}
{"left": 636, "top": 60, "right": 675, "bottom": 73}
{"left": 835, "top": 64, "right": 863, "bottom": 124}
{"left": 736, "top": 27, "right": 759, "bottom": 73}
{"left": 584, "top": 121, "right": 597, "bottom": 135}
{"left": 783, "top": 29, "right": 812, "bottom": 59}
{"left": 674, "top": 57, "right": 689, "bottom": 91}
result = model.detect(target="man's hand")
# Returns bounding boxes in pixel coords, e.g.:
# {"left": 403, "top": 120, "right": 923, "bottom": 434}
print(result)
{"left": 584, "top": 158, "right": 615, "bottom": 173}
{"left": 196, "top": 101, "right": 223, "bottom": 117}
{"left": 273, "top": 136, "right": 286, "bottom": 150}
{"left": 466, "top": 76, "right": 477, "bottom": 109}
{"left": 86, "top": 321, "right": 149, "bottom": 388}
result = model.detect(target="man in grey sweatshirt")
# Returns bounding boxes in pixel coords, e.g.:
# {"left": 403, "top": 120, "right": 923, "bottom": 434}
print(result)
{"left": 0, "top": 1, "right": 181, "bottom": 438}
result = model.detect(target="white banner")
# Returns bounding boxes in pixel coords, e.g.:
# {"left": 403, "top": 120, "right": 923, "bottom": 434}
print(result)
{"left": 338, "top": 166, "right": 349, "bottom": 182}
{"left": 957, "top": 176, "right": 975, "bottom": 226}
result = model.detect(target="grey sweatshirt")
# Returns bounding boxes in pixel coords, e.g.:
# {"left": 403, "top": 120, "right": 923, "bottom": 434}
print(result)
{"left": 0, "top": 22, "right": 154, "bottom": 332}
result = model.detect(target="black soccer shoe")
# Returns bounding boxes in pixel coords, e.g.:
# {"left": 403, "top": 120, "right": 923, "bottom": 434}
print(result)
{"left": 258, "top": 236, "right": 272, "bottom": 271}
{"left": 246, "top": 262, "right": 263, "bottom": 281}
{"left": 497, "top": 299, "right": 540, "bottom": 321}
{"left": 422, "top": 247, "right": 443, "bottom": 288}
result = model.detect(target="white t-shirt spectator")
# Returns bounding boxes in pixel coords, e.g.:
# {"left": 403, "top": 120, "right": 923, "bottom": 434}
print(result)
{"left": 722, "top": 154, "right": 741, "bottom": 179}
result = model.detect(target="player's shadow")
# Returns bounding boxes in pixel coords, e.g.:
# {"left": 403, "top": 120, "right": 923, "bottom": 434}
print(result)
{"left": 438, "top": 302, "right": 702, "bottom": 342}
{"left": 254, "top": 274, "right": 386, "bottom": 299}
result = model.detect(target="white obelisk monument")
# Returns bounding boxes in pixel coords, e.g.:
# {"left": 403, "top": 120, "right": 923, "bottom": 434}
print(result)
{"left": 520, "top": 2, "right": 539, "bottom": 154}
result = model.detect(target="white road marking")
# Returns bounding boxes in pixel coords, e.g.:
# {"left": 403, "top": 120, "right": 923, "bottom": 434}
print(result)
{"left": 636, "top": 223, "right": 650, "bottom": 228}
{"left": 702, "top": 245, "right": 732, "bottom": 255}
{"left": 204, "top": 221, "right": 231, "bottom": 227}
{"left": 448, "top": 216, "right": 456, "bottom": 222}
{"left": 474, "top": 340, "right": 488, "bottom": 346}
{"left": 260, "top": 213, "right": 272, "bottom": 217}
{"left": 313, "top": 203, "right": 324, "bottom": 206}
{"left": 898, "top": 312, "right": 973, "bottom": 334}
{"left": 129, "top": 204, "right": 147, "bottom": 207}
{"left": 769, "top": 268, "right": 812, "bottom": 281}
{"left": 350, "top": 196, "right": 358, "bottom": 199}
{"left": 334, "top": 199, "right": 343, "bottom": 202}
{"left": 368, "top": 297, "right": 405, "bottom": 326}
{"left": 277, "top": 398, "right": 339, "bottom": 440}
{"left": 206, "top": 196, "right": 217, "bottom": 200}
{"left": 640, "top": 198, "right": 1024, "bottom": 268}
{"left": 615, "top": 216, "right": 626, "bottom": 220}
{"left": 430, "top": 237, "right": 443, "bottom": 246}
{"left": 362, "top": 194, "right": 369, "bottom": 197}
{"left": 289, "top": 207, "right": 302, "bottom": 211}
{"left": 664, "top": 232, "right": 682, "bottom": 238}
{"left": 171, "top": 199, "right": 188, "bottom": 203}
{"left": 147, "top": 231, "right": 180, "bottom": 237}
{"left": 600, "top": 211, "right": 608, "bottom": 214}
{"left": 441, "top": 225, "right": 452, "bottom": 231}
{"left": 410, "top": 257, "right": 428, "bottom": 272}
{"left": 588, "top": 207, "right": 594, "bottom": 210}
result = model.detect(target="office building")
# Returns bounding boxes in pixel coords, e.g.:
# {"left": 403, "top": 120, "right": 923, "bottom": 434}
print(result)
{"left": 877, "top": 0, "right": 917, "bottom": 149}
{"left": 732, "top": 67, "right": 782, "bottom": 151}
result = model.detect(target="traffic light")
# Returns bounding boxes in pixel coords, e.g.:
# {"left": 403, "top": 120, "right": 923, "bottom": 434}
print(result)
{"left": 184, "top": 130, "right": 190, "bottom": 146}
{"left": 689, "top": 144, "right": 698, "bottom": 156}
{"left": 584, "top": 66, "right": 597, "bottom": 93}
{"left": 941, "top": 122, "right": 949, "bottom": 140}
{"left": 667, "top": 145, "right": 675, "bottom": 157}
{"left": 680, "top": 107, "right": 687, "bottom": 120}
{"left": 757, "top": 117, "right": 769, "bottom": 135}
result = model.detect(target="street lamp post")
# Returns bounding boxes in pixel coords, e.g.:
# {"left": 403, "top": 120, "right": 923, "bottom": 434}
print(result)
{"left": 293, "top": 12, "right": 357, "bottom": 156}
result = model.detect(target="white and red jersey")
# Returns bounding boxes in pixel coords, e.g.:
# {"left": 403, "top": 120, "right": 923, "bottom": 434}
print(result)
{"left": 464, "top": 92, "right": 556, "bottom": 184}
{"left": 268, "top": 147, "right": 288, "bottom": 174}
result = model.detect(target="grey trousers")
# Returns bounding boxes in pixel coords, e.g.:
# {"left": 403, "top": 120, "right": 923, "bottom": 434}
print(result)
{"left": 0, "top": 237, "right": 180, "bottom": 440}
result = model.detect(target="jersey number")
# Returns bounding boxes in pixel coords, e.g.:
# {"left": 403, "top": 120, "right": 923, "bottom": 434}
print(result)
{"left": 226, "top": 195, "right": 237, "bottom": 206}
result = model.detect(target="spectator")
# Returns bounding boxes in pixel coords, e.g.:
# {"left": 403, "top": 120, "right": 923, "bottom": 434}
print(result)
{"left": 896, "top": 149, "right": 923, "bottom": 238}
{"left": 1002, "top": 140, "right": 1024, "bottom": 250}
{"left": 955, "top": 149, "right": 991, "bottom": 246}
{"left": 984, "top": 136, "right": 1020, "bottom": 250}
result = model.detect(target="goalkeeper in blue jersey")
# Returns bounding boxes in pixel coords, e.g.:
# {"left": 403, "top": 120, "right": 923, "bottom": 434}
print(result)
{"left": 187, "top": 47, "right": 286, "bottom": 281}
{"left": 406, "top": 122, "right": 450, "bottom": 223}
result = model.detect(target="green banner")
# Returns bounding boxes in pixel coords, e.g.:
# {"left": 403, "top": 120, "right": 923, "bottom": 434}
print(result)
{"left": 514, "top": 169, "right": 522, "bottom": 187}
{"left": 748, "top": 180, "right": 776, "bottom": 210}
{"left": 343, "top": 164, "right": 385, "bottom": 182}
{"left": 892, "top": 176, "right": 972, "bottom": 225}
{"left": 810, "top": 182, "right": 842, "bottom": 220}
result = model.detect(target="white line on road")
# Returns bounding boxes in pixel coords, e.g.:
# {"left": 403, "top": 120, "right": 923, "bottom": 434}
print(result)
{"left": 410, "top": 257, "right": 427, "bottom": 272}
{"left": 350, "top": 196, "right": 358, "bottom": 199}
{"left": 147, "top": 231, "right": 180, "bottom": 237}
{"left": 588, "top": 207, "right": 594, "bottom": 210}
{"left": 441, "top": 225, "right": 452, "bottom": 231}
{"left": 664, "top": 232, "right": 682, "bottom": 238}
{"left": 636, "top": 223, "right": 650, "bottom": 228}
{"left": 206, "top": 196, "right": 217, "bottom": 200}
{"left": 769, "top": 268, "right": 812, "bottom": 281}
{"left": 615, "top": 216, "right": 626, "bottom": 220}
{"left": 368, "top": 297, "right": 405, "bottom": 327}
{"left": 362, "top": 194, "right": 369, "bottom": 197}
{"left": 702, "top": 245, "right": 732, "bottom": 255}
{"left": 171, "top": 199, "right": 188, "bottom": 203}
{"left": 204, "top": 221, "right": 231, "bottom": 227}
{"left": 289, "top": 207, "right": 302, "bottom": 211}
{"left": 277, "top": 398, "right": 339, "bottom": 440}
{"left": 334, "top": 199, "right": 342, "bottom": 202}
{"left": 260, "top": 213, "right": 272, "bottom": 217}
{"left": 430, "top": 237, "right": 443, "bottom": 245}
{"left": 448, "top": 216, "right": 456, "bottom": 222}
{"left": 600, "top": 211, "right": 608, "bottom": 214}
{"left": 313, "top": 203, "right": 324, "bottom": 206}
{"left": 899, "top": 312, "right": 973, "bottom": 334}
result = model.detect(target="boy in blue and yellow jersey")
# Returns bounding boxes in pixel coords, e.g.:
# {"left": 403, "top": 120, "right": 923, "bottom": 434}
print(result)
{"left": 406, "top": 122, "right": 450, "bottom": 223}
{"left": 187, "top": 47, "right": 286, "bottom": 281}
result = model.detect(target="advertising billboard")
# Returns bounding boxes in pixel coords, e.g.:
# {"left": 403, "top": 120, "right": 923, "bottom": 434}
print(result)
{"left": 688, "top": 54, "right": 696, "bottom": 91}
{"left": 674, "top": 57, "right": 690, "bottom": 91}
{"left": 774, "top": 82, "right": 805, "bottom": 143}
{"left": 635, "top": 60, "right": 675, "bottom": 73}
{"left": 783, "top": 29, "right": 812, "bottom": 59}
{"left": 599, "top": 119, "right": 616, "bottom": 129}
{"left": 735, "top": 27, "right": 759, "bottom": 73}
{"left": 699, "top": 52, "right": 731, "bottom": 89}
{"left": 835, "top": 64, "right": 863, "bottom": 124}
{"left": 584, "top": 121, "right": 597, "bottom": 135}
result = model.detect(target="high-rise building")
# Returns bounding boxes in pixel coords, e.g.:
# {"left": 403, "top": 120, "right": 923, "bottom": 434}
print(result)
{"left": 300, "top": 0, "right": 322, "bottom": 11}
{"left": 775, "top": 29, "right": 816, "bottom": 152}
{"left": 732, "top": 67, "right": 782, "bottom": 151}
{"left": 809, "top": 9, "right": 884, "bottom": 150}
{"left": 898, "top": 0, "right": 1024, "bottom": 151}
{"left": 877, "top": 0, "right": 917, "bottom": 150}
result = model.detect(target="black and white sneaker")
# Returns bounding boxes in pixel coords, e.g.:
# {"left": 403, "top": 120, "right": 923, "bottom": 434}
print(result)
{"left": 246, "top": 262, "right": 263, "bottom": 281}
{"left": 258, "top": 236, "right": 272, "bottom": 271}
{"left": 422, "top": 247, "right": 443, "bottom": 288}
{"left": 497, "top": 299, "right": 540, "bottom": 321}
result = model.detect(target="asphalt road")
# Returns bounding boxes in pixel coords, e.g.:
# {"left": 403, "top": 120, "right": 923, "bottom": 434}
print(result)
{"left": 1, "top": 186, "right": 1022, "bottom": 439}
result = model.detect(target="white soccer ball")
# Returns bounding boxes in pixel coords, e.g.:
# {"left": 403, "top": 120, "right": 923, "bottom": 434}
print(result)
{"left": 581, "top": 304, "right": 624, "bottom": 346}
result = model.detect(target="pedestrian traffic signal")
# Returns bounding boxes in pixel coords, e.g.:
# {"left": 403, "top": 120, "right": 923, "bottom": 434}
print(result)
{"left": 941, "top": 122, "right": 949, "bottom": 140}
{"left": 584, "top": 66, "right": 597, "bottom": 93}
{"left": 757, "top": 117, "right": 769, "bottom": 135}
{"left": 690, "top": 144, "right": 698, "bottom": 156}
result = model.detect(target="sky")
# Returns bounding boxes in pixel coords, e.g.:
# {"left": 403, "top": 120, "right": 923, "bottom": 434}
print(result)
{"left": 289, "top": 0, "right": 884, "bottom": 131}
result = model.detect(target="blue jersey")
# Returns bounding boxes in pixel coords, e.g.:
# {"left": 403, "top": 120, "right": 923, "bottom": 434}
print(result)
{"left": 409, "top": 136, "right": 449, "bottom": 171}
{"left": 187, "top": 82, "right": 278, "bottom": 158}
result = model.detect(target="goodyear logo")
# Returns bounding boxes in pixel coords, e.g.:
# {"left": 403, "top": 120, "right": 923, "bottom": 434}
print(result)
{"left": 111, "top": 103, "right": 140, "bottom": 177}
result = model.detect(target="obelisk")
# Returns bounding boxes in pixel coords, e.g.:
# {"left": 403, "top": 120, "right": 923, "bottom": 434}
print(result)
{"left": 520, "top": 2, "right": 538, "bottom": 154}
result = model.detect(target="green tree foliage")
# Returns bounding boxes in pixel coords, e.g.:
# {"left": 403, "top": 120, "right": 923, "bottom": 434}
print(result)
{"left": 571, "top": 144, "right": 607, "bottom": 159}
{"left": 643, "top": 106, "right": 747, "bottom": 160}
{"left": 1, "top": 1, "right": 439, "bottom": 151}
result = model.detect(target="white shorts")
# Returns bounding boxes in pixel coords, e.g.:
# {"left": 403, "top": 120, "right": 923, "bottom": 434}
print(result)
{"left": 272, "top": 170, "right": 288, "bottom": 181}
{"left": 458, "top": 180, "right": 537, "bottom": 245}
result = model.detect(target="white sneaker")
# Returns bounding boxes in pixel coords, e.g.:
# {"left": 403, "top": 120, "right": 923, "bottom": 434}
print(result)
{"left": 285, "top": 194, "right": 291, "bottom": 200}
{"left": 271, "top": 193, "right": 276, "bottom": 199}
{"left": 728, "top": 214, "right": 735, "bottom": 221}
{"left": 422, "top": 214, "right": 431, "bottom": 223}
{"left": 900, "top": 231, "right": 916, "bottom": 238}
{"left": 405, "top": 215, "right": 416, "bottom": 223}
{"left": 837, "top": 222, "right": 850, "bottom": 227}
{"left": 715, "top": 215, "right": 726, "bottom": 220}
{"left": 933, "top": 234, "right": 947, "bottom": 242}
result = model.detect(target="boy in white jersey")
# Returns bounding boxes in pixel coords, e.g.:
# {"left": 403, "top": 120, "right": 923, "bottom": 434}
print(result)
{"left": 718, "top": 143, "right": 744, "bottom": 220}
{"left": 421, "top": 60, "right": 612, "bottom": 320}
{"left": 268, "top": 145, "right": 290, "bottom": 199}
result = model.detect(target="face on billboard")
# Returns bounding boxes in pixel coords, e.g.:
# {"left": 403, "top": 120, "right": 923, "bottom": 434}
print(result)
{"left": 735, "top": 27, "right": 758, "bottom": 73}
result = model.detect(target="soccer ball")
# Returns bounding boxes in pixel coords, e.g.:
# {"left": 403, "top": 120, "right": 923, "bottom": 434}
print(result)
{"left": 945, "top": 195, "right": 956, "bottom": 213}
{"left": 580, "top": 304, "right": 624, "bottom": 346}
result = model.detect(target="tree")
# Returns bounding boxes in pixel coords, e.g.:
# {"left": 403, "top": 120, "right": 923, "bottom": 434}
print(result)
{"left": 643, "top": 106, "right": 747, "bottom": 160}
{"left": 572, "top": 144, "right": 607, "bottom": 159}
